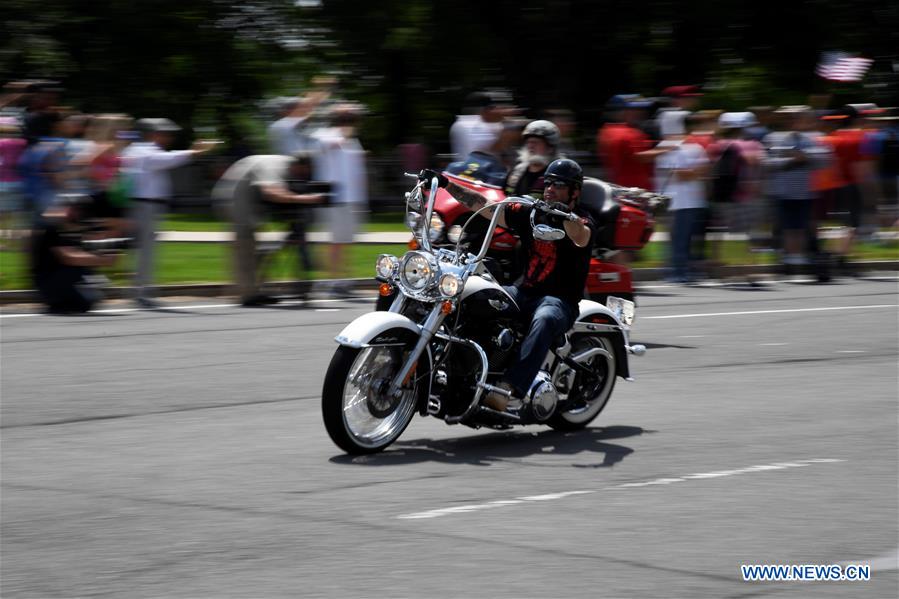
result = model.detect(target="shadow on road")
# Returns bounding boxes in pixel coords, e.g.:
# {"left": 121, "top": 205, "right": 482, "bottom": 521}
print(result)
{"left": 329, "top": 425, "right": 651, "bottom": 468}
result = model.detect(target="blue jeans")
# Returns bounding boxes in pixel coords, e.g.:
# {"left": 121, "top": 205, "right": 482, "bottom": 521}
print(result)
{"left": 503, "top": 286, "right": 576, "bottom": 397}
{"left": 670, "top": 208, "right": 705, "bottom": 280}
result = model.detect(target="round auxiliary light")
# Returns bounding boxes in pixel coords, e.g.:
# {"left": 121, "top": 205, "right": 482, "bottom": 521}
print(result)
{"left": 447, "top": 224, "right": 463, "bottom": 244}
{"left": 375, "top": 254, "right": 399, "bottom": 279}
{"left": 405, "top": 211, "right": 422, "bottom": 231}
{"left": 438, "top": 273, "right": 463, "bottom": 297}
{"left": 428, "top": 213, "right": 445, "bottom": 242}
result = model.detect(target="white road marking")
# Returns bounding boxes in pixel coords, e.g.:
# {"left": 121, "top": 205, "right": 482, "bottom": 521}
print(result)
{"left": 836, "top": 350, "right": 866, "bottom": 354}
{"left": 642, "top": 305, "right": 896, "bottom": 320}
{"left": 0, "top": 298, "right": 351, "bottom": 319}
{"left": 639, "top": 275, "right": 899, "bottom": 290}
{"left": 857, "top": 547, "right": 899, "bottom": 572}
{"left": 760, "top": 342, "right": 788, "bottom": 346}
{"left": 396, "top": 458, "right": 845, "bottom": 520}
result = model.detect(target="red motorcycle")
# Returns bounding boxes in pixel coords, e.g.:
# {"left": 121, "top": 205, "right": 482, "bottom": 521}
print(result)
{"left": 423, "top": 170, "right": 666, "bottom": 306}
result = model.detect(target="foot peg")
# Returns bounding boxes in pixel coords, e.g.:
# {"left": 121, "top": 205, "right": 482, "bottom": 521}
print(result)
{"left": 627, "top": 344, "right": 646, "bottom": 356}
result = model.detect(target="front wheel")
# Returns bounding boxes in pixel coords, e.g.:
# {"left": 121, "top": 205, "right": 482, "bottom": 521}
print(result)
{"left": 322, "top": 331, "right": 423, "bottom": 454}
{"left": 548, "top": 336, "right": 617, "bottom": 431}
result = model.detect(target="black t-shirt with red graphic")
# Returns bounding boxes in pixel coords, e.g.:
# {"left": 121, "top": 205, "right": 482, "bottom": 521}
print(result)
{"left": 505, "top": 202, "right": 597, "bottom": 309}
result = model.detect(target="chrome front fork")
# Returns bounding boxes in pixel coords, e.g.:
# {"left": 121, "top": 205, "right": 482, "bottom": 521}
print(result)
{"left": 387, "top": 304, "right": 446, "bottom": 397}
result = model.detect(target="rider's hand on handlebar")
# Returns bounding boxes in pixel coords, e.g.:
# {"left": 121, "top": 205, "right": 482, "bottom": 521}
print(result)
{"left": 544, "top": 201, "right": 580, "bottom": 222}
{"left": 418, "top": 169, "right": 448, "bottom": 189}
{"left": 548, "top": 201, "right": 571, "bottom": 215}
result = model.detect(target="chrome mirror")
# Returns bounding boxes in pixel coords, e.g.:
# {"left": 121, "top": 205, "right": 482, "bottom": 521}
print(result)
{"left": 530, "top": 209, "right": 566, "bottom": 241}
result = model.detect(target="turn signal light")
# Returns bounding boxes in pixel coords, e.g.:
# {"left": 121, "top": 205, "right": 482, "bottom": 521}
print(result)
{"left": 379, "top": 283, "right": 394, "bottom": 296}
{"left": 440, "top": 301, "right": 454, "bottom": 315}
{"left": 408, "top": 238, "right": 419, "bottom": 250}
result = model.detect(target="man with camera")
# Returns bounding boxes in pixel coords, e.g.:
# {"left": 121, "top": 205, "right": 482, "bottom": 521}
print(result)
{"left": 213, "top": 151, "right": 331, "bottom": 306}
{"left": 31, "top": 195, "right": 121, "bottom": 314}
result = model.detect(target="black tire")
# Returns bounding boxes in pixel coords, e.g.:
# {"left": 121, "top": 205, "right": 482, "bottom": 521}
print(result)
{"left": 548, "top": 336, "right": 617, "bottom": 431}
{"left": 321, "top": 330, "right": 424, "bottom": 454}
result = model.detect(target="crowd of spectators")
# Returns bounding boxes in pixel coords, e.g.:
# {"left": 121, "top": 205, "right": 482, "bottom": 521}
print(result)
{"left": 0, "top": 77, "right": 897, "bottom": 313}
{"left": 0, "top": 78, "right": 368, "bottom": 310}
{"left": 591, "top": 87, "right": 899, "bottom": 282}
{"left": 448, "top": 85, "right": 898, "bottom": 283}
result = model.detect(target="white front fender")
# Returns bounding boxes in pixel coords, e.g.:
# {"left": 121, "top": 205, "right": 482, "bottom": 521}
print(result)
{"left": 334, "top": 311, "right": 421, "bottom": 348}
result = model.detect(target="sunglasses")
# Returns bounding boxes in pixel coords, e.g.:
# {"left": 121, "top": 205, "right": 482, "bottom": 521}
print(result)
{"left": 544, "top": 179, "right": 569, "bottom": 189}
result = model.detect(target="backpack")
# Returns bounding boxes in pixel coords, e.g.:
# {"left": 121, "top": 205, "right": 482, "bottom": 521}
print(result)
{"left": 710, "top": 143, "right": 744, "bottom": 203}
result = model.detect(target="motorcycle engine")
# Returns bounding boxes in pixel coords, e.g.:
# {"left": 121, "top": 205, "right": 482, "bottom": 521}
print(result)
{"left": 526, "top": 371, "right": 559, "bottom": 422}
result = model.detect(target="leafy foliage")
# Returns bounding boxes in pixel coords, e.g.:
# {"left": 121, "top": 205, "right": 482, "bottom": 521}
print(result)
{"left": 1, "top": 0, "right": 897, "bottom": 152}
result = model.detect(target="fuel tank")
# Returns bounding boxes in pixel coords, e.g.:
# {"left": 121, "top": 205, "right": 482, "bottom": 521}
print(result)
{"left": 459, "top": 275, "right": 520, "bottom": 322}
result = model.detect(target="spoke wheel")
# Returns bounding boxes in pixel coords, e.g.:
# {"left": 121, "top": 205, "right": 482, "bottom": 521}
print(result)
{"left": 322, "top": 330, "right": 422, "bottom": 454}
{"left": 548, "top": 336, "right": 616, "bottom": 431}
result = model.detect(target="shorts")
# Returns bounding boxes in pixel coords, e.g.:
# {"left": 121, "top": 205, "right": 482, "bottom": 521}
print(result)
{"left": 324, "top": 205, "right": 360, "bottom": 244}
{"left": 831, "top": 185, "right": 862, "bottom": 229}
{"left": 778, "top": 198, "right": 811, "bottom": 231}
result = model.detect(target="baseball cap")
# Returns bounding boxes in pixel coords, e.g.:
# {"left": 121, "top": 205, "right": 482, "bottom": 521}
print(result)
{"left": 774, "top": 105, "right": 812, "bottom": 114}
{"left": 662, "top": 85, "right": 703, "bottom": 98}
{"left": 137, "top": 118, "right": 181, "bottom": 133}
{"left": 466, "top": 89, "right": 511, "bottom": 110}
{"left": 607, "top": 94, "right": 653, "bottom": 110}
{"left": 719, "top": 111, "right": 758, "bottom": 129}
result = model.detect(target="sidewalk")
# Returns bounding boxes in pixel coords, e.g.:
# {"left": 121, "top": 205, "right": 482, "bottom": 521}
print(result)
{"left": 159, "top": 229, "right": 899, "bottom": 244}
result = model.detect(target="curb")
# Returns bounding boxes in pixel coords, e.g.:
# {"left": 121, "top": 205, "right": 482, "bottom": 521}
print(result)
{"left": 2, "top": 261, "right": 896, "bottom": 306}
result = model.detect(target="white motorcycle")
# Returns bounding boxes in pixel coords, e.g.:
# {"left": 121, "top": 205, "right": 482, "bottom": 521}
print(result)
{"left": 321, "top": 175, "right": 646, "bottom": 454}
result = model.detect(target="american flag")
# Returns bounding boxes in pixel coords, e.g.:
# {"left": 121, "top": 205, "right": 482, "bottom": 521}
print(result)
{"left": 816, "top": 51, "right": 874, "bottom": 82}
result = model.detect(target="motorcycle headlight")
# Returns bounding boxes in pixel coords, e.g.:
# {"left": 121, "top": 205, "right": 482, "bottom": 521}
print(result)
{"left": 428, "top": 213, "right": 445, "bottom": 243}
{"left": 405, "top": 211, "right": 422, "bottom": 231}
{"left": 400, "top": 251, "right": 439, "bottom": 292}
{"left": 375, "top": 254, "right": 399, "bottom": 280}
{"left": 447, "top": 224, "right": 463, "bottom": 244}
{"left": 438, "top": 273, "right": 463, "bottom": 297}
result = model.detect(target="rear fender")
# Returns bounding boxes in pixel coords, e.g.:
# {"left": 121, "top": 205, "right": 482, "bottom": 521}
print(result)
{"left": 573, "top": 300, "right": 631, "bottom": 380}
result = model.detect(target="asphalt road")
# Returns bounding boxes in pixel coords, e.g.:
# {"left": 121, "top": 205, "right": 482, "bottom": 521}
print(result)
{"left": 2, "top": 277, "right": 897, "bottom": 598}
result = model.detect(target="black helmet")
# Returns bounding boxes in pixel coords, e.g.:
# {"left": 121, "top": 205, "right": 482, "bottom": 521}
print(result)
{"left": 544, "top": 158, "right": 583, "bottom": 189}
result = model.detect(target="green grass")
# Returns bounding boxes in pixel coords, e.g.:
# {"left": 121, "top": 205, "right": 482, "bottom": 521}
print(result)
{"left": 0, "top": 242, "right": 409, "bottom": 291}
{"left": 2, "top": 239, "right": 895, "bottom": 292}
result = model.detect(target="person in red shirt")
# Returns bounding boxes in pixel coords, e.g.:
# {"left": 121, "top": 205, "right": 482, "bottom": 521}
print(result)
{"left": 597, "top": 95, "right": 670, "bottom": 190}
{"left": 828, "top": 106, "right": 877, "bottom": 271}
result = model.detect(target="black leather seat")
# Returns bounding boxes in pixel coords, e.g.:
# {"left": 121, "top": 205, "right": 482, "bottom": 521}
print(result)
{"left": 578, "top": 177, "right": 620, "bottom": 250}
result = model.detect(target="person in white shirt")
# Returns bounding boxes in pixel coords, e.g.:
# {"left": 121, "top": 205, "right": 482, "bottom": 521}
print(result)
{"left": 449, "top": 91, "right": 506, "bottom": 160}
{"left": 212, "top": 152, "right": 327, "bottom": 306}
{"left": 122, "top": 118, "right": 216, "bottom": 308}
{"left": 267, "top": 77, "right": 334, "bottom": 156}
{"left": 314, "top": 104, "right": 367, "bottom": 296}
{"left": 654, "top": 112, "right": 710, "bottom": 283}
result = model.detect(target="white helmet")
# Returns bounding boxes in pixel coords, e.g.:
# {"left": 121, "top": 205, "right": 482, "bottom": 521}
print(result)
{"left": 522, "top": 119, "right": 561, "bottom": 148}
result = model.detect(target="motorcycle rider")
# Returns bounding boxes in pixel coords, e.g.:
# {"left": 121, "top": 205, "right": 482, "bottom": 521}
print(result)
{"left": 421, "top": 158, "right": 597, "bottom": 412}
{"left": 504, "top": 119, "right": 563, "bottom": 198}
